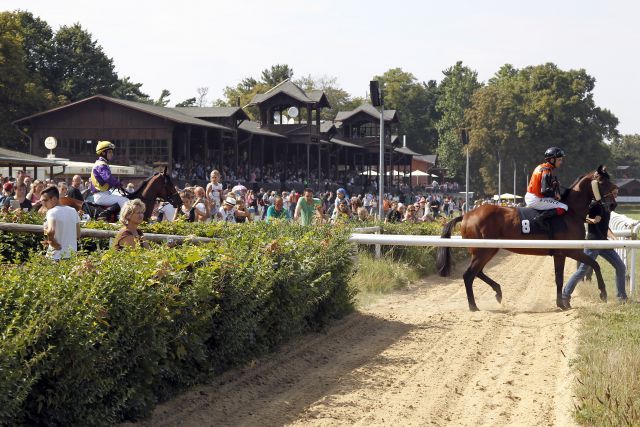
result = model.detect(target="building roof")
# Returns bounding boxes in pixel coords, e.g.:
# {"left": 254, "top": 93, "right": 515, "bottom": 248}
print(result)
{"left": 394, "top": 146, "right": 424, "bottom": 156}
{"left": 13, "top": 95, "right": 232, "bottom": 131}
{"left": 414, "top": 154, "right": 437, "bottom": 164}
{"left": 0, "top": 147, "right": 62, "bottom": 168}
{"left": 334, "top": 103, "right": 398, "bottom": 123}
{"left": 326, "top": 137, "right": 363, "bottom": 149}
{"left": 238, "top": 121, "right": 287, "bottom": 138}
{"left": 248, "top": 79, "right": 330, "bottom": 108}
{"left": 174, "top": 106, "right": 249, "bottom": 121}
{"left": 320, "top": 121, "right": 336, "bottom": 134}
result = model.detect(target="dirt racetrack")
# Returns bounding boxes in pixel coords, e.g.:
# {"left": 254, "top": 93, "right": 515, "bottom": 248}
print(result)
{"left": 138, "top": 253, "right": 586, "bottom": 426}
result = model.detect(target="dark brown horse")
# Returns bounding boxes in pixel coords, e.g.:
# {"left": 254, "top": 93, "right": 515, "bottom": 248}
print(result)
{"left": 59, "top": 168, "right": 181, "bottom": 221}
{"left": 437, "top": 166, "right": 618, "bottom": 311}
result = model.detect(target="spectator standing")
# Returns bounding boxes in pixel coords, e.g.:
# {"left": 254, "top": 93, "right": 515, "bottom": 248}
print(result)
{"left": 216, "top": 196, "right": 238, "bottom": 223}
{"left": 206, "top": 170, "right": 223, "bottom": 212}
{"left": 0, "top": 182, "right": 14, "bottom": 207}
{"left": 265, "top": 196, "right": 290, "bottom": 223}
{"left": 113, "top": 199, "right": 150, "bottom": 250}
{"left": 40, "top": 186, "right": 80, "bottom": 260}
{"left": 294, "top": 188, "right": 322, "bottom": 226}
{"left": 27, "top": 179, "right": 45, "bottom": 204}
{"left": 67, "top": 175, "right": 85, "bottom": 201}
{"left": 2, "top": 182, "right": 32, "bottom": 211}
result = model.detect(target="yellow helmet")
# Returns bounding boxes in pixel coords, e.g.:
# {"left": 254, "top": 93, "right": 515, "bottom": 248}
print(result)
{"left": 96, "top": 140, "right": 115, "bottom": 155}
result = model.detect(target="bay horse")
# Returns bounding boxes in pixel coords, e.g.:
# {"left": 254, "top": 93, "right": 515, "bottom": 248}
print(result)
{"left": 436, "top": 165, "right": 618, "bottom": 311}
{"left": 59, "top": 167, "right": 181, "bottom": 221}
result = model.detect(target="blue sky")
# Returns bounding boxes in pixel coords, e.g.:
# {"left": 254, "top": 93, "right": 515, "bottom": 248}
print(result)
{"left": 4, "top": 0, "right": 639, "bottom": 134}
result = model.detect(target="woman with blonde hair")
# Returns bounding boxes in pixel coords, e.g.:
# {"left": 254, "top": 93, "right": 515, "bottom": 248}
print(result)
{"left": 27, "top": 179, "right": 45, "bottom": 203}
{"left": 113, "top": 199, "right": 150, "bottom": 250}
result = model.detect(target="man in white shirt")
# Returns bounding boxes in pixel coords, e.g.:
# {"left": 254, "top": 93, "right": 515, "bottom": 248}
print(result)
{"left": 40, "top": 186, "right": 81, "bottom": 260}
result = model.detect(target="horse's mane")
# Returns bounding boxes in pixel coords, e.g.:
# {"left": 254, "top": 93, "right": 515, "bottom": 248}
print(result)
{"left": 561, "top": 171, "right": 596, "bottom": 201}
{"left": 132, "top": 172, "right": 160, "bottom": 196}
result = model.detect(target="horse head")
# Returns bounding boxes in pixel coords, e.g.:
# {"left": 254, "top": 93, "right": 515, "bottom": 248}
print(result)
{"left": 592, "top": 165, "right": 618, "bottom": 204}
{"left": 135, "top": 171, "right": 181, "bottom": 215}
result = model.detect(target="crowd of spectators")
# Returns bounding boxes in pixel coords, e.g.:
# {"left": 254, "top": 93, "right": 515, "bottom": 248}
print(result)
{"left": 0, "top": 167, "right": 468, "bottom": 258}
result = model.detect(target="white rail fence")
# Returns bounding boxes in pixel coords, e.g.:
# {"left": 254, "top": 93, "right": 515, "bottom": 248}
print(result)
{"left": 350, "top": 211, "right": 640, "bottom": 294}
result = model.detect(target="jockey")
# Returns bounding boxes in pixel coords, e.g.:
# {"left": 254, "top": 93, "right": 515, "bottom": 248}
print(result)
{"left": 525, "top": 146, "right": 568, "bottom": 229}
{"left": 90, "top": 141, "right": 128, "bottom": 210}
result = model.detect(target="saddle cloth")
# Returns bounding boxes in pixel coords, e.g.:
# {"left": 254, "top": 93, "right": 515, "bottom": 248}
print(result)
{"left": 516, "top": 207, "right": 567, "bottom": 235}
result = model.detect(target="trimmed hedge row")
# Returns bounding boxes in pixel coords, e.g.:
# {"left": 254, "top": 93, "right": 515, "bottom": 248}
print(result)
{"left": 0, "top": 222, "right": 355, "bottom": 425}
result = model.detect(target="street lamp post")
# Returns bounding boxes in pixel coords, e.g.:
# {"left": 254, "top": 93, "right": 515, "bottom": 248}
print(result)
{"left": 370, "top": 81, "right": 385, "bottom": 220}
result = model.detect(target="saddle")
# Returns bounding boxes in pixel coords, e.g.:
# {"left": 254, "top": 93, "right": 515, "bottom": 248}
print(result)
{"left": 516, "top": 207, "right": 567, "bottom": 236}
{"left": 83, "top": 202, "right": 121, "bottom": 222}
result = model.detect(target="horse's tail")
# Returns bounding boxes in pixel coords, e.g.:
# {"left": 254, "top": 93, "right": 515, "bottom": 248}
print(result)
{"left": 437, "top": 215, "right": 464, "bottom": 277}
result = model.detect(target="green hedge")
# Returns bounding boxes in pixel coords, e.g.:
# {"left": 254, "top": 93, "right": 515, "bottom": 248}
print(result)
{"left": 0, "top": 222, "right": 355, "bottom": 425}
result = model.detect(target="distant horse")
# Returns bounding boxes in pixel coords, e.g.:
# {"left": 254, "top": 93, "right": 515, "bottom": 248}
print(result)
{"left": 60, "top": 168, "right": 181, "bottom": 221}
{"left": 437, "top": 166, "right": 618, "bottom": 311}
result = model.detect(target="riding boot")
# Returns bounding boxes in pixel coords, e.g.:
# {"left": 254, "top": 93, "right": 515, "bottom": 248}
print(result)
{"left": 532, "top": 209, "right": 561, "bottom": 233}
{"left": 98, "top": 204, "right": 121, "bottom": 222}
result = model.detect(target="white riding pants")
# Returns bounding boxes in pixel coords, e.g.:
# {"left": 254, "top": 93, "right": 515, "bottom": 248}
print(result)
{"left": 93, "top": 191, "right": 129, "bottom": 209}
{"left": 524, "top": 193, "right": 568, "bottom": 211}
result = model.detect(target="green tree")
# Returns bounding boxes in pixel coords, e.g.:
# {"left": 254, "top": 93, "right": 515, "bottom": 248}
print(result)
{"left": 373, "top": 68, "right": 441, "bottom": 154}
{"left": 295, "top": 74, "right": 363, "bottom": 120}
{"left": 435, "top": 61, "right": 482, "bottom": 180}
{"left": 112, "top": 76, "right": 151, "bottom": 102}
{"left": 0, "top": 11, "right": 58, "bottom": 148}
{"left": 260, "top": 64, "right": 293, "bottom": 87}
{"left": 175, "top": 97, "right": 197, "bottom": 107}
{"left": 610, "top": 134, "right": 640, "bottom": 177}
{"left": 466, "top": 63, "right": 618, "bottom": 195}
{"left": 50, "top": 23, "right": 119, "bottom": 100}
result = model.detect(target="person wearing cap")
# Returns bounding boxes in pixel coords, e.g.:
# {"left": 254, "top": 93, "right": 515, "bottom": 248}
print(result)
{"left": 335, "top": 188, "right": 350, "bottom": 208}
{"left": 89, "top": 140, "right": 128, "bottom": 210}
{"left": 216, "top": 196, "right": 238, "bottom": 223}
{"left": 0, "top": 182, "right": 14, "bottom": 207}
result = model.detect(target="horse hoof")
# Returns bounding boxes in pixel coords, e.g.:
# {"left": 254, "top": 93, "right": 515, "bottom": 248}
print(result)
{"left": 496, "top": 293, "right": 502, "bottom": 304}
{"left": 469, "top": 305, "right": 480, "bottom": 312}
{"left": 600, "top": 292, "right": 607, "bottom": 302}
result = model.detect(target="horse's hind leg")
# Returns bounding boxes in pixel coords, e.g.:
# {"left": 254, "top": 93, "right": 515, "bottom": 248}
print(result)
{"left": 553, "top": 255, "right": 567, "bottom": 310}
{"left": 477, "top": 270, "right": 502, "bottom": 303}
{"left": 463, "top": 248, "right": 499, "bottom": 312}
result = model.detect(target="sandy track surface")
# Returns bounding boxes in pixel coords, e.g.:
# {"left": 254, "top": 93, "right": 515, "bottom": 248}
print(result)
{"left": 136, "top": 253, "right": 585, "bottom": 426}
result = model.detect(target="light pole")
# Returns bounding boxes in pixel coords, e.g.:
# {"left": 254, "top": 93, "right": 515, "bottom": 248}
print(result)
{"left": 370, "top": 81, "right": 385, "bottom": 220}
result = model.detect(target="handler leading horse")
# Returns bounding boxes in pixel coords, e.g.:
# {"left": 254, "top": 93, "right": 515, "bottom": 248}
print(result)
{"left": 437, "top": 165, "right": 618, "bottom": 311}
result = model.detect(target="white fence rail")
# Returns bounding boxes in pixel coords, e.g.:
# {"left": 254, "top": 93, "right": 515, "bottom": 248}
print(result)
{"left": 349, "top": 212, "right": 640, "bottom": 294}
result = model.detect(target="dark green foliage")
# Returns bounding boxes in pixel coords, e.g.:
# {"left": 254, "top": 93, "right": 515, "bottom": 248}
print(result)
{"left": 0, "top": 210, "right": 46, "bottom": 263}
{"left": 0, "top": 222, "right": 355, "bottom": 425}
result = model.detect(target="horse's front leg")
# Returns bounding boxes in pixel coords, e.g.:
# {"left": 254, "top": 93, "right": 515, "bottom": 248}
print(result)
{"left": 553, "top": 255, "right": 567, "bottom": 310}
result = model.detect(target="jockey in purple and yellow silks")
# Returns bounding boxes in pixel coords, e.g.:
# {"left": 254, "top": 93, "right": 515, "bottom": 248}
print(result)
{"left": 90, "top": 141, "right": 128, "bottom": 209}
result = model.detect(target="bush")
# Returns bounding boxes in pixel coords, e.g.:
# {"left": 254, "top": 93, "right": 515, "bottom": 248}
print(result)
{"left": 0, "top": 222, "right": 355, "bottom": 425}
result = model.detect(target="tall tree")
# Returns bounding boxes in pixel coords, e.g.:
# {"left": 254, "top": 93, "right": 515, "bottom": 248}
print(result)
{"left": 112, "top": 76, "right": 151, "bottom": 102}
{"left": 435, "top": 61, "right": 482, "bottom": 179}
{"left": 0, "top": 11, "right": 58, "bottom": 148}
{"left": 610, "top": 134, "right": 640, "bottom": 177}
{"left": 50, "top": 23, "right": 119, "bottom": 101}
{"left": 466, "top": 63, "right": 618, "bottom": 195}
{"left": 373, "top": 68, "right": 441, "bottom": 154}
{"left": 196, "top": 87, "right": 209, "bottom": 107}
{"left": 260, "top": 64, "right": 293, "bottom": 87}
{"left": 295, "top": 74, "right": 363, "bottom": 120}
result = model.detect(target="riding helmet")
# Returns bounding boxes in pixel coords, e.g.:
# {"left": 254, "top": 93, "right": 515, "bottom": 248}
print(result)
{"left": 96, "top": 140, "right": 116, "bottom": 155}
{"left": 544, "top": 147, "right": 565, "bottom": 159}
